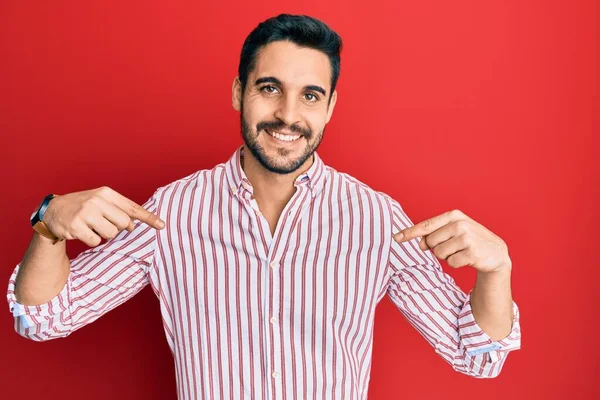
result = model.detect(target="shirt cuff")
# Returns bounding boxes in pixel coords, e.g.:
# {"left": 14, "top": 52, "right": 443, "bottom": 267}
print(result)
{"left": 458, "top": 291, "right": 521, "bottom": 361}
{"left": 6, "top": 263, "right": 71, "bottom": 329}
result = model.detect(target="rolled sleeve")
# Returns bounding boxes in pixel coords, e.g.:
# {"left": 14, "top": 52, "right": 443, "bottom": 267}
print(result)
{"left": 458, "top": 292, "right": 521, "bottom": 362}
{"left": 6, "top": 263, "right": 73, "bottom": 339}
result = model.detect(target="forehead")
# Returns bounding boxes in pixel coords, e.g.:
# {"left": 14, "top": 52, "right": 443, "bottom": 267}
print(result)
{"left": 252, "top": 41, "right": 331, "bottom": 89}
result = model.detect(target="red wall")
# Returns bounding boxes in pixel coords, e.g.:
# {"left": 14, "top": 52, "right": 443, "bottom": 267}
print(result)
{"left": 1, "top": 1, "right": 597, "bottom": 399}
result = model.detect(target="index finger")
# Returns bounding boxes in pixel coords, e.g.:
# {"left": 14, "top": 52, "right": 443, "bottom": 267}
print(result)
{"left": 112, "top": 191, "right": 165, "bottom": 230}
{"left": 394, "top": 212, "right": 454, "bottom": 243}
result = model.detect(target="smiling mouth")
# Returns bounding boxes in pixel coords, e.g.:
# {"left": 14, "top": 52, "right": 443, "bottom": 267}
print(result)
{"left": 265, "top": 129, "right": 302, "bottom": 142}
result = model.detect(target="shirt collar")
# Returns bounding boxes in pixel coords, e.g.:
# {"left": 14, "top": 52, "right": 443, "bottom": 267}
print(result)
{"left": 224, "top": 146, "right": 326, "bottom": 199}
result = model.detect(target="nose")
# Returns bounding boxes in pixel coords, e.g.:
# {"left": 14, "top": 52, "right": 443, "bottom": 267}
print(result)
{"left": 273, "top": 93, "right": 301, "bottom": 127}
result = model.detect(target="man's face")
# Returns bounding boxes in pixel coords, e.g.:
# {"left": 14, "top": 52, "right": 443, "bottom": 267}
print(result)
{"left": 233, "top": 40, "right": 337, "bottom": 174}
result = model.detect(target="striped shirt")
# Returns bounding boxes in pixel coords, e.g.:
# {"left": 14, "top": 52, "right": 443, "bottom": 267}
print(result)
{"left": 7, "top": 146, "right": 521, "bottom": 399}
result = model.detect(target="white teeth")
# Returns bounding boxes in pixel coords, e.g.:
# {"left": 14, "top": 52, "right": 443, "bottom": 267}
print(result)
{"left": 267, "top": 130, "right": 301, "bottom": 142}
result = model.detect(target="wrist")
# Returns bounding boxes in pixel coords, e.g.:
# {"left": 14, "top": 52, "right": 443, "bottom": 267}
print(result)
{"left": 495, "top": 259, "right": 512, "bottom": 274}
{"left": 477, "top": 262, "right": 512, "bottom": 281}
{"left": 41, "top": 195, "right": 60, "bottom": 222}
{"left": 30, "top": 194, "right": 62, "bottom": 244}
{"left": 33, "top": 230, "right": 64, "bottom": 246}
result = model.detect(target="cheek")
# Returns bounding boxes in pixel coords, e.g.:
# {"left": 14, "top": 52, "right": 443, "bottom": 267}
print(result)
{"left": 306, "top": 110, "right": 328, "bottom": 133}
{"left": 244, "top": 98, "right": 277, "bottom": 126}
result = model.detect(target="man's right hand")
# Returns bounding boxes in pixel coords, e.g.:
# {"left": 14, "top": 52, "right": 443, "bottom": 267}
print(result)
{"left": 42, "top": 186, "right": 165, "bottom": 247}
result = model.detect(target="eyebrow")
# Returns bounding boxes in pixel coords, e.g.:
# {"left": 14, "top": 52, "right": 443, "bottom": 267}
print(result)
{"left": 255, "top": 76, "right": 327, "bottom": 96}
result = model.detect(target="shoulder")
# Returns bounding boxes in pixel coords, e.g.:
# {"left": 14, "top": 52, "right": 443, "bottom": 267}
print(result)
{"left": 321, "top": 166, "right": 417, "bottom": 238}
{"left": 323, "top": 166, "right": 401, "bottom": 214}
{"left": 323, "top": 167, "right": 420, "bottom": 244}
{"left": 151, "top": 162, "right": 228, "bottom": 204}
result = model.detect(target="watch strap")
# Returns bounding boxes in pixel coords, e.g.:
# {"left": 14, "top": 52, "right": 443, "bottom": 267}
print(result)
{"left": 31, "top": 194, "right": 63, "bottom": 244}
{"left": 33, "top": 220, "right": 62, "bottom": 244}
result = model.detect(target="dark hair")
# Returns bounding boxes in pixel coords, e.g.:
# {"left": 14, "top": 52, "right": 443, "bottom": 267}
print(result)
{"left": 238, "top": 14, "right": 342, "bottom": 100}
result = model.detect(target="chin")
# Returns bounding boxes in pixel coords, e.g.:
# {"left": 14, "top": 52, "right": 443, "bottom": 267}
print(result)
{"left": 257, "top": 151, "right": 310, "bottom": 175}
{"left": 261, "top": 159, "right": 305, "bottom": 175}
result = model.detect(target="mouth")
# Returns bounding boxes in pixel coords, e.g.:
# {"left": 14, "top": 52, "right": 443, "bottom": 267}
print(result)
{"left": 265, "top": 129, "right": 303, "bottom": 143}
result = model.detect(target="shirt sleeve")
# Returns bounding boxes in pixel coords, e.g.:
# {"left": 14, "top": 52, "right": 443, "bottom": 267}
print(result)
{"left": 384, "top": 197, "right": 521, "bottom": 378}
{"left": 6, "top": 189, "right": 162, "bottom": 341}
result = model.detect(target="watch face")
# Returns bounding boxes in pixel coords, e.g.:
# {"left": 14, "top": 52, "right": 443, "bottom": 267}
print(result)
{"left": 31, "top": 199, "right": 45, "bottom": 223}
{"left": 30, "top": 209, "right": 39, "bottom": 226}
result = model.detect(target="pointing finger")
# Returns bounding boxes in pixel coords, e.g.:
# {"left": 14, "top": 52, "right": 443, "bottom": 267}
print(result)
{"left": 394, "top": 211, "right": 459, "bottom": 243}
{"left": 107, "top": 191, "right": 165, "bottom": 230}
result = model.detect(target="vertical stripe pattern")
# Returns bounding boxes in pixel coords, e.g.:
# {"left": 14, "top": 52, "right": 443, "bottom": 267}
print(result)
{"left": 7, "top": 146, "right": 521, "bottom": 399}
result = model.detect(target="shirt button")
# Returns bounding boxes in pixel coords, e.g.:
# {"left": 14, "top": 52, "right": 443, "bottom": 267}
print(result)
{"left": 256, "top": 210, "right": 262, "bottom": 217}
{"left": 270, "top": 261, "right": 279, "bottom": 269}
{"left": 272, "top": 371, "right": 280, "bottom": 379}
{"left": 230, "top": 186, "right": 237, "bottom": 194}
{"left": 270, "top": 316, "right": 278, "bottom": 324}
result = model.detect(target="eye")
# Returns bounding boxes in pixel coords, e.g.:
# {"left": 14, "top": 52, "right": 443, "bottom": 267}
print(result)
{"left": 261, "top": 85, "right": 279, "bottom": 94}
{"left": 304, "top": 92, "right": 319, "bottom": 102}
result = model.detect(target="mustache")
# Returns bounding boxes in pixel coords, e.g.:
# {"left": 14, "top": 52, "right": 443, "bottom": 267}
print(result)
{"left": 256, "top": 120, "right": 312, "bottom": 138}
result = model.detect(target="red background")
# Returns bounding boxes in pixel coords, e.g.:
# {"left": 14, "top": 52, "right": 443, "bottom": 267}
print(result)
{"left": 1, "top": 1, "right": 597, "bottom": 399}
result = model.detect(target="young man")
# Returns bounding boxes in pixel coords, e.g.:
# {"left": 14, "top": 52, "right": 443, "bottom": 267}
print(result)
{"left": 8, "top": 14, "right": 520, "bottom": 399}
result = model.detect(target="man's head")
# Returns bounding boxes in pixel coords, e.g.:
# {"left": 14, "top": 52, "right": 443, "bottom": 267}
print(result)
{"left": 232, "top": 14, "right": 342, "bottom": 175}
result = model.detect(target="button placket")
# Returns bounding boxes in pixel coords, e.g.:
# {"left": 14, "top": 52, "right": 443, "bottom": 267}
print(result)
{"left": 264, "top": 257, "right": 284, "bottom": 399}
{"left": 263, "top": 186, "right": 310, "bottom": 398}
{"left": 269, "top": 254, "right": 281, "bottom": 370}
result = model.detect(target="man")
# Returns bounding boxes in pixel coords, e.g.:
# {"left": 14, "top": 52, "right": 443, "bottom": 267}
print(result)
{"left": 7, "top": 14, "right": 520, "bottom": 399}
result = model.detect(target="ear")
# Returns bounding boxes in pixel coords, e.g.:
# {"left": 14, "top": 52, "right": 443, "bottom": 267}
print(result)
{"left": 325, "top": 90, "right": 338, "bottom": 124}
{"left": 232, "top": 77, "right": 242, "bottom": 111}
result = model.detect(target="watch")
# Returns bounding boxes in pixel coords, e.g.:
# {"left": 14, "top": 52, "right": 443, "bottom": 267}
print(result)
{"left": 30, "top": 194, "right": 62, "bottom": 244}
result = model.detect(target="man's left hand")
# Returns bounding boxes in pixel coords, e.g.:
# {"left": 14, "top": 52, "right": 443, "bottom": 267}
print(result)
{"left": 393, "top": 209, "right": 512, "bottom": 274}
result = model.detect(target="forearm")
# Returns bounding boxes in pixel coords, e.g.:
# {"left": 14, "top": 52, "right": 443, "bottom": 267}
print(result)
{"left": 470, "top": 263, "right": 514, "bottom": 341}
{"left": 14, "top": 232, "right": 70, "bottom": 306}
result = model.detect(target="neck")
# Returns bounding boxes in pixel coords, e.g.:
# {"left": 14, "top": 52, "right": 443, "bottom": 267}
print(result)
{"left": 241, "top": 145, "right": 314, "bottom": 206}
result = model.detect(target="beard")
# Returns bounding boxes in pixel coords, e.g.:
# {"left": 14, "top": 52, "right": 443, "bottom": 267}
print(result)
{"left": 240, "top": 103, "right": 324, "bottom": 175}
